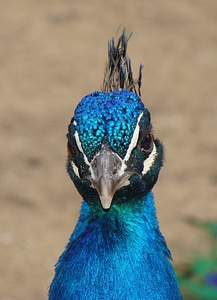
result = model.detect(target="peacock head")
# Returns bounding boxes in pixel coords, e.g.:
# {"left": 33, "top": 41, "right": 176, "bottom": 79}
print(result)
{"left": 67, "top": 30, "right": 163, "bottom": 210}
{"left": 67, "top": 89, "right": 163, "bottom": 210}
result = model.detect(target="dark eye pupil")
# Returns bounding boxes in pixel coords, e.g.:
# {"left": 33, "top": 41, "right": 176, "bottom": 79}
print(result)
{"left": 67, "top": 141, "right": 78, "bottom": 159}
{"left": 141, "top": 134, "right": 153, "bottom": 151}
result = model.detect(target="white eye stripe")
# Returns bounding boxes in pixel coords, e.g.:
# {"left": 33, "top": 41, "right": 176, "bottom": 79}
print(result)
{"left": 123, "top": 112, "right": 143, "bottom": 162}
{"left": 71, "top": 161, "right": 80, "bottom": 178}
{"left": 142, "top": 143, "right": 157, "bottom": 175}
{"left": 74, "top": 130, "right": 95, "bottom": 179}
{"left": 74, "top": 131, "right": 83, "bottom": 154}
{"left": 118, "top": 113, "right": 143, "bottom": 176}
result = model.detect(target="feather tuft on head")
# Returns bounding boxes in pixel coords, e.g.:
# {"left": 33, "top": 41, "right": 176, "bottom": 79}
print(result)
{"left": 102, "top": 29, "right": 143, "bottom": 96}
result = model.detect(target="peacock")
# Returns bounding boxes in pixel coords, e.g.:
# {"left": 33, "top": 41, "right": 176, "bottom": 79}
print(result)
{"left": 49, "top": 30, "right": 182, "bottom": 300}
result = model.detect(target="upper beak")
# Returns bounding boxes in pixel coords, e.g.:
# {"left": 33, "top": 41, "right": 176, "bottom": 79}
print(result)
{"left": 88, "top": 143, "right": 131, "bottom": 209}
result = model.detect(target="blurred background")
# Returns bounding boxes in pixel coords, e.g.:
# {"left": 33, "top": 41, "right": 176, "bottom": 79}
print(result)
{"left": 0, "top": 0, "right": 217, "bottom": 299}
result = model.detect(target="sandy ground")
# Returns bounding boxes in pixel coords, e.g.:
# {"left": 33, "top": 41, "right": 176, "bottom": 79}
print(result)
{"left": 0, "top": 0, "right": 217, "bottom": 299}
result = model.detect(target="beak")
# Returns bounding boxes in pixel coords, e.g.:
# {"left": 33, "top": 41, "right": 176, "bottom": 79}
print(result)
{"left": 88, "top": 143, "right": 131, "bottom": 209}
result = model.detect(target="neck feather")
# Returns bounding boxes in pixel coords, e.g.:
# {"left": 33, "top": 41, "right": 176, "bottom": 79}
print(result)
{"left": 49, "top": 192, "right": 182, "bottom": 300}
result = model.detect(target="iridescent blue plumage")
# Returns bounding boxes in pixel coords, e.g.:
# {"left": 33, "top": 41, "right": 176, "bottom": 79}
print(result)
{"left": 49, "top": 31, "right": 182, "bottom": 299}
{"left": 72, "top": 90, "right": 145, "bottom": 159}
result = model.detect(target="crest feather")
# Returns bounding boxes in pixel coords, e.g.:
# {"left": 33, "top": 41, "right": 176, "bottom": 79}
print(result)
{"left": 102, "top": 30, "right": 143, "bottom": 96}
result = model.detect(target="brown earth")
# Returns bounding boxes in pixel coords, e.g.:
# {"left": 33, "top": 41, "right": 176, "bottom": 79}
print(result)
{"left": 0, "top": 0, "right": 217, "bottom": 299}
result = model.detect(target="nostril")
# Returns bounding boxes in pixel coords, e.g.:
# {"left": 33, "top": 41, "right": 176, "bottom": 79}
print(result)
{"left": 112, "top": 167, "right": 118, "bottom": 175}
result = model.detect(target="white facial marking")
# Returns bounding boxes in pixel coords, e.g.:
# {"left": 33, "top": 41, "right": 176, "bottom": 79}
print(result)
{"left": 74, "top": 130, "right": 96, "bottom": 180}
{"left": 74, "top": 131, "right": 83, "bottom": 153}
{"left": 142, "top": 143, "right": 157, "bottom": 175}
{"left": 119, "top": 112, "right": 143, "bottom": 176}
{"left": 71, "top": 161, "right": 80, "bottom": 178}
{"left": 124, "top": 113, "right": 143, "bottom": 161}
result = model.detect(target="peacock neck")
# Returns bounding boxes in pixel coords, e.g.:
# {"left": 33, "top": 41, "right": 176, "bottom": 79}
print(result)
{"left": 49, "top": 191, "right": 182, "bottom": 299}
{"left": 71, "top": 191, "right": 169, "bottom": 257}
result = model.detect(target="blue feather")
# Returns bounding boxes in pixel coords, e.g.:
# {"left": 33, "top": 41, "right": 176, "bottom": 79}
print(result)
{"left": 49, "top": 193, "right": 181, "bottom": 299}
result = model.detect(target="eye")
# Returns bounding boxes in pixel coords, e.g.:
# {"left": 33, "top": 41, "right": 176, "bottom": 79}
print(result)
{"left": 67, "top": 141, "right": 79, "bottom": 160}
{"left": 141, "top": 133, "right": 153, "bottom": 152}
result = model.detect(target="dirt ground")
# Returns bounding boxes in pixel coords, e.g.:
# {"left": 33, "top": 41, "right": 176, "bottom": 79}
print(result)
{"left": 0, "top": 0, "right": 217, "bottom": 299}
